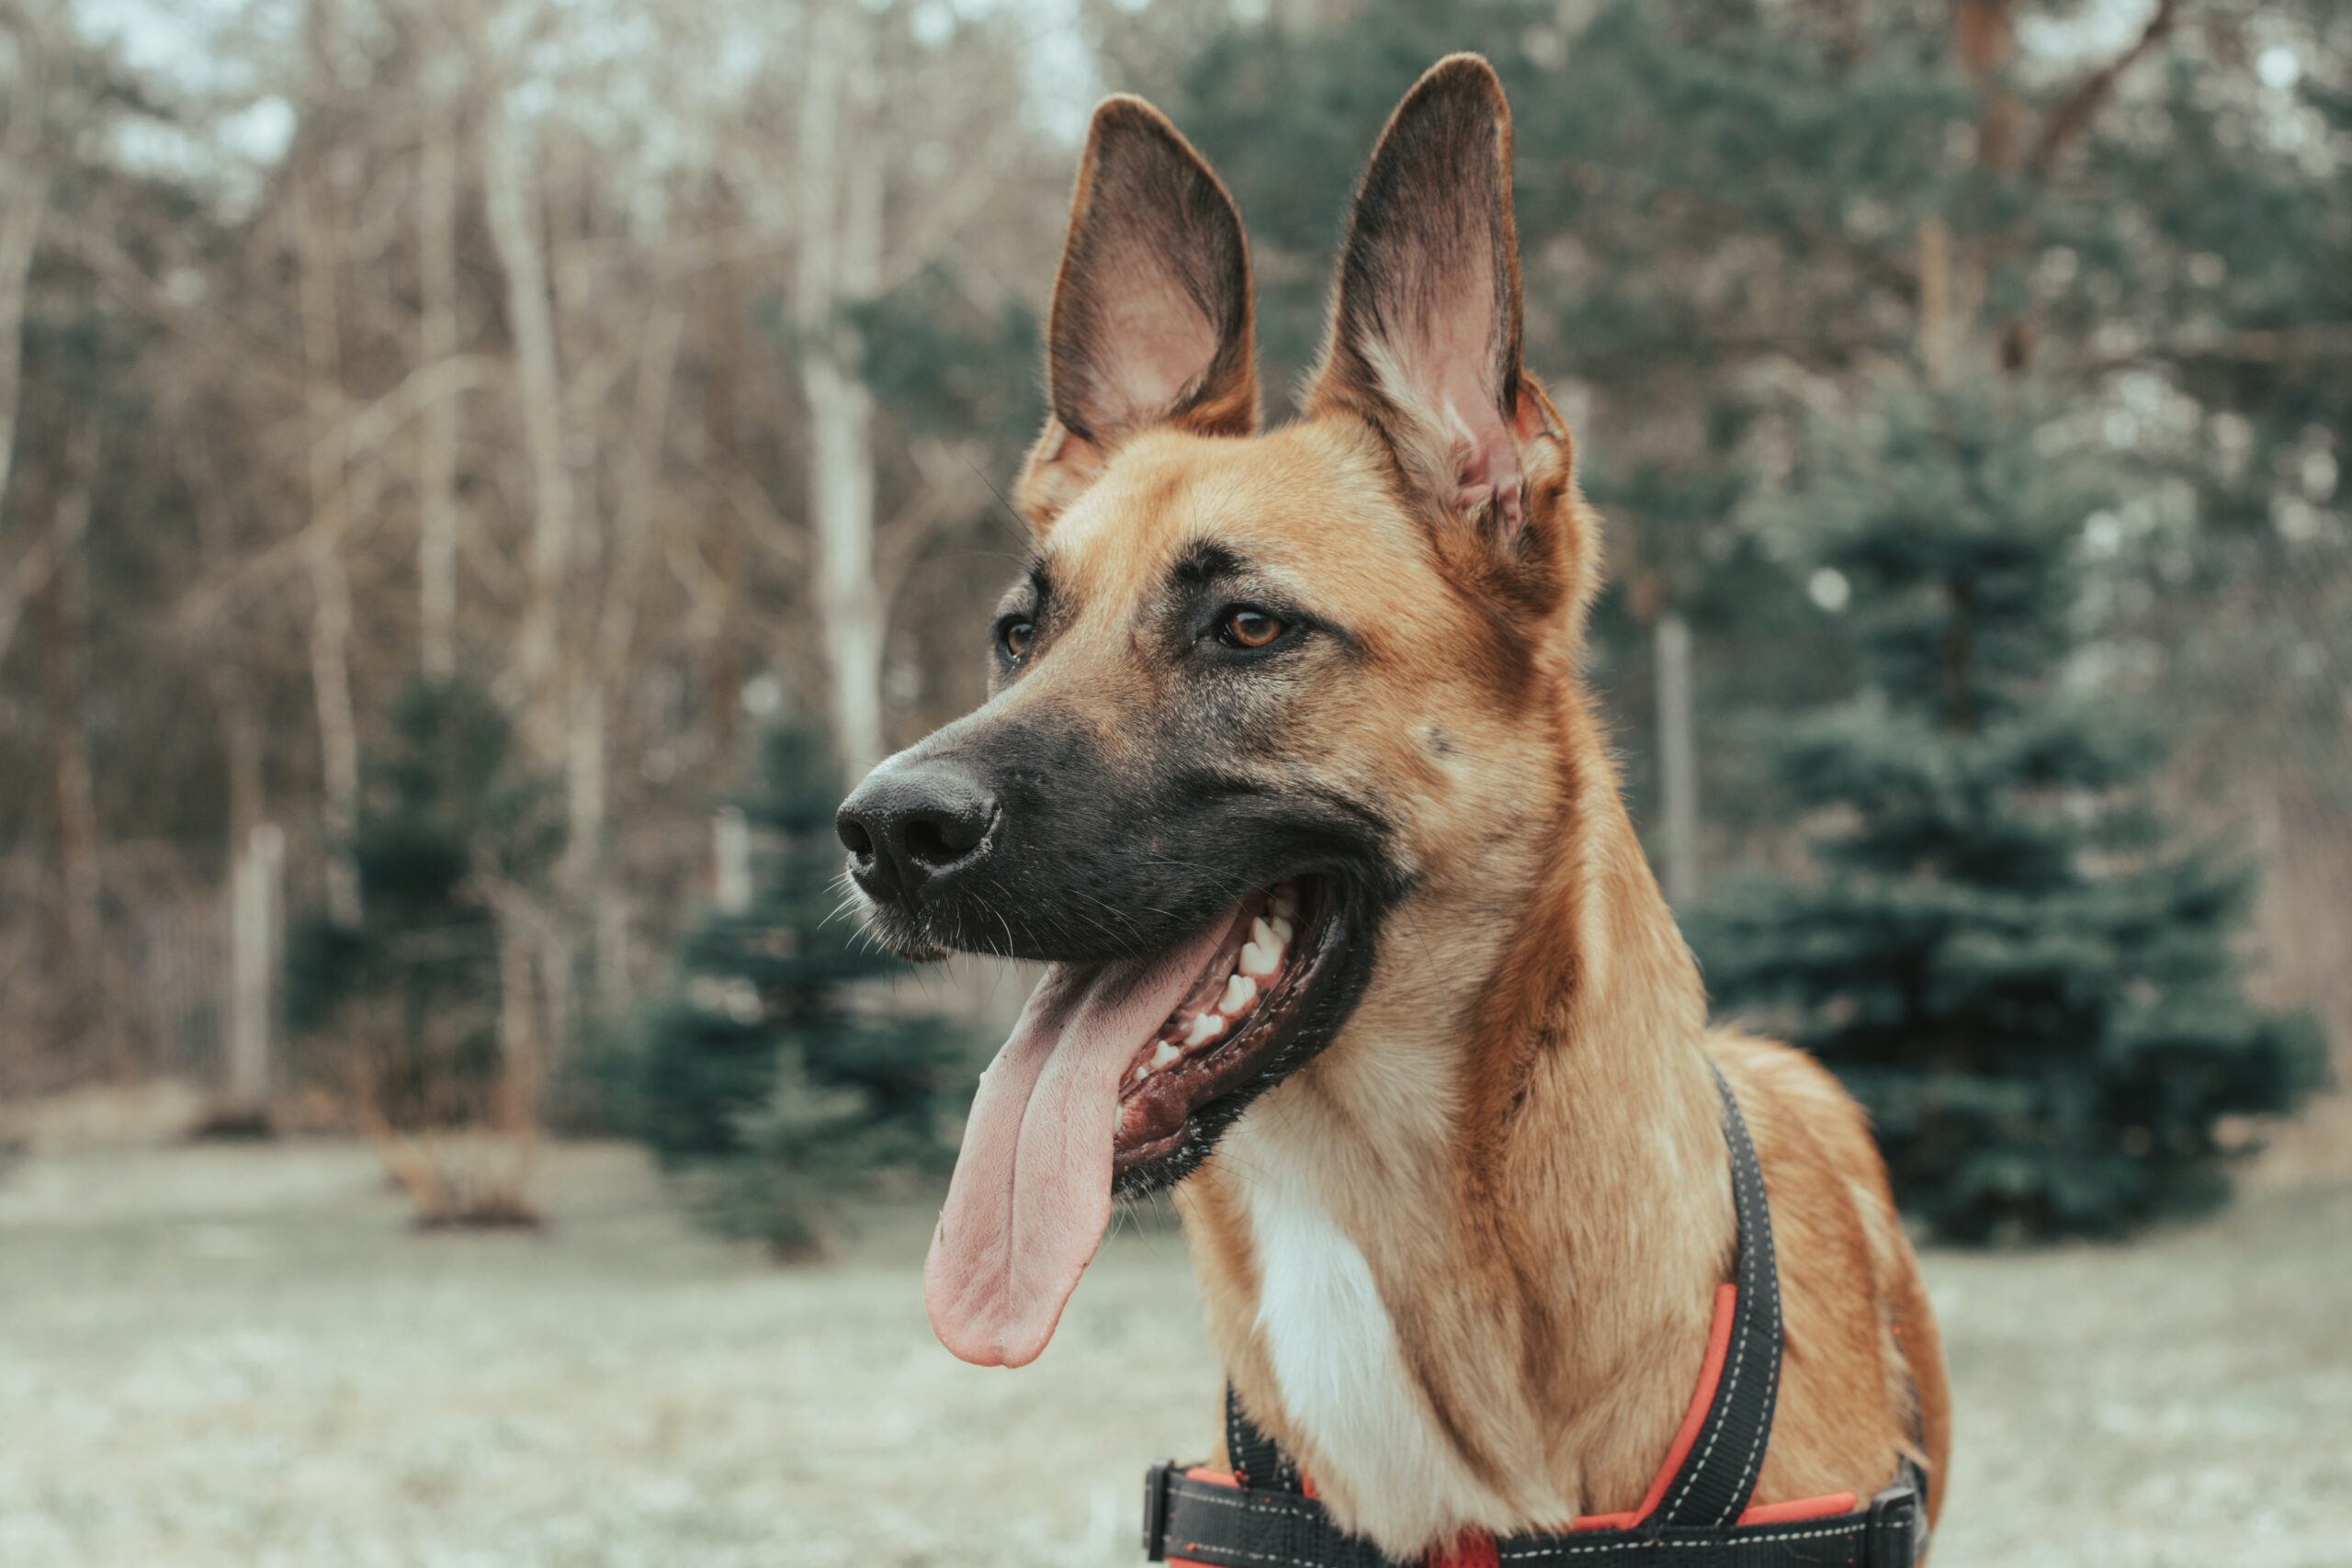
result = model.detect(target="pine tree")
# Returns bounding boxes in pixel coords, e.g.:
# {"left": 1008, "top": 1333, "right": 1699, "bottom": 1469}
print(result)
{"left": 1690, "top": 379, "right": 2323, "bottom": 1240}
{"left": 635, "top": 718, "right": 976, "bottom": 1258}
{"left": 286, "top": 672, "right": 564, "bottom": 1130}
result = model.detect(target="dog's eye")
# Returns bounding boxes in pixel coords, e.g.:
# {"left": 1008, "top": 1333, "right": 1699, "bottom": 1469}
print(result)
{"left": 1000, "top": 617, "right": 1035, "bottom": 661}
{"left": 1219, "top": 608, "right": 1287, "bottom": 650}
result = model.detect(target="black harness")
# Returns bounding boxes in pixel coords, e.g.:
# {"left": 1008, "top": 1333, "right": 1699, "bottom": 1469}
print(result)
{"left": 1143, "top": 1070, "right": 1929, "bottom": 1568}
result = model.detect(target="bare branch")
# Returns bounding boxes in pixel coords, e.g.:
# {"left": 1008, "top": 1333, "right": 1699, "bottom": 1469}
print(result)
{"left": 2026, "top": 0, "right": 2185, "bottom": 177}
{"left": 48, "top": 215, "right": 322, "bottom": 403}
{"left": 0, "top": 424, "right": 96, "bottom": 669}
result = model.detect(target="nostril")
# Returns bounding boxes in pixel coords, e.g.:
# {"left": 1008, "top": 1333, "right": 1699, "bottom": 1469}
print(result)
{"left": 837, "top": 817, "right": 876, "bottom": 862}
{"left": 903, "top": 807, "right": 989, "bottom": 871}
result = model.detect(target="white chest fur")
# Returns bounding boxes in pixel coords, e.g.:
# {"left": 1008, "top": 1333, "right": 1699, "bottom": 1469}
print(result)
{"left": 1227, "top": 1114, "right": 1524, "bottom": 1552}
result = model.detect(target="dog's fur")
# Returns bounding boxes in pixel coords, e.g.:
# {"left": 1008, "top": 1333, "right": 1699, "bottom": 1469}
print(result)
{"left": 851, "top": 54, "right": 1950, "bottom": 1561}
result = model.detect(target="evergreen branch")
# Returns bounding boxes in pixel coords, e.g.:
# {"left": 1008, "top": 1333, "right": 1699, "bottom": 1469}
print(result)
{"left": 1555, "top": 159, "right": 1918, "bottom": 300}
{"left": 2072, "top": 322, "right": 2352, "bottom": 375}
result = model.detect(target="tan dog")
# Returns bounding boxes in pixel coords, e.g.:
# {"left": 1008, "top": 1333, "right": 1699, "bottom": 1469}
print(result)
{"left": 837, "top": 52, "right": 1950, "bottom": 1562}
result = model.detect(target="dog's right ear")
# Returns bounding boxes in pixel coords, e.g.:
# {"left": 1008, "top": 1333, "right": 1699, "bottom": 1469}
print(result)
{"left": 1014, "top": 96, "right": 1258, "bottom": 530}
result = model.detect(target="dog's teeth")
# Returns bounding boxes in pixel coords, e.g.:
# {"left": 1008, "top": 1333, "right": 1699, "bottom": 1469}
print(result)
{"left": 1270, "top": 916, "right": 1295, "bottom": 946}
{"left": 1220, "top": 975, "right": 1257, "bottom": 1015}
{"left": 1135, "top": 1064, "right": 1149, "bottom": 1082}
{"left": 1271, "top": 886, "right": 1299, "bottom": 920}
{"left": 1184, "top": 1011, "right": 1225, "bottom": 1048}
{"left": 1250, "top": 917, "right": 1277, "bottom": 950}
{"left": 1149, "top": 1041, "right": 1182, "bottom": 1072}
{"left": 1238, "top": 940, "right": 1278, "bottom": 979}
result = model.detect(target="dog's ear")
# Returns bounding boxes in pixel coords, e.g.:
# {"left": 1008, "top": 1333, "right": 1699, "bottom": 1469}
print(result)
{"left": 1014, "top": 96, "right": 1258, "bottom": 529}
{"left": 1307, "top": 56, "right": 1577, "bottom": 566}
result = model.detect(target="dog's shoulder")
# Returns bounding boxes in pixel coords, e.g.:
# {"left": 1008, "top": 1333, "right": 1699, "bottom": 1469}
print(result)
{"left": 1703, "top": 1028, "right": 1883, "bottom": 1179}
{"left": 1702, "top": 1027, "right": 1948, "bottom": 1518}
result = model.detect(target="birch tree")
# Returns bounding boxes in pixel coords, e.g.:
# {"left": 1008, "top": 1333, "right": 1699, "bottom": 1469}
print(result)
{"left": 294, "top": 150, "right": 364, "bottom": 928}
{"left": 481, "top": 97, "right": 575, "bottom": 759}
{"left": 415, "top": 30, "right": 467, "bottom": 678}
{"left": 0, "top": 3, "right": 45, "bottom": 533}
{"left": 792, "top": 0, "right": 887, "bottom": 775}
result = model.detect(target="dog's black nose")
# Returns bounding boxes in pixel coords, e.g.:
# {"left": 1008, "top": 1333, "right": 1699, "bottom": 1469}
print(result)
{"left": 836, "top": 757, "right": 999, "bottom": 903}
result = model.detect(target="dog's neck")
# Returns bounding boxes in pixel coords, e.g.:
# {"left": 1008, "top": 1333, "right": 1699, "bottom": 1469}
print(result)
{"left": 1176, "top": 690, "right": 1732, "bottom": 1558}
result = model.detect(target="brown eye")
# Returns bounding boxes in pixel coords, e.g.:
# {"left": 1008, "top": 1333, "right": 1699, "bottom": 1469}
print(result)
{"left": 1220, "top": 608, "right": 1287, "bottom": 649}
{"left": 1000, "top": 617, "right": 1035, "bottom": 660}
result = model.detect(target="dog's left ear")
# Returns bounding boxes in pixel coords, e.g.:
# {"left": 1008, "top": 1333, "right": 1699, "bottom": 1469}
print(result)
{"left": 1307, "top": 56, "right": 1578, "bottom": 571}
{"left": 1015, "top": 96, "right": 1258, "bottom": 530}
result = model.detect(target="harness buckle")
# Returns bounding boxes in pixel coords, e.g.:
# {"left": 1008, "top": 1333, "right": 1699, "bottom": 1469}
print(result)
{"left": 1143, "top": 1460, "right": 1179, "bottom": 1562}
{"left": 1863, "top": 1465, "right": 1928, "bottom": 1567}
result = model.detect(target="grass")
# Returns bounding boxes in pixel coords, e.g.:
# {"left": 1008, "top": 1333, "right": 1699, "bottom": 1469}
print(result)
{"left": 1, "top": 1134, "right": 2347, "bottom": 1567}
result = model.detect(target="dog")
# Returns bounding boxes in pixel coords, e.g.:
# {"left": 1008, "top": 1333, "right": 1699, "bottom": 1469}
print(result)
{"left": 837, "top": 52, "right": 1950, "bottom": 1562}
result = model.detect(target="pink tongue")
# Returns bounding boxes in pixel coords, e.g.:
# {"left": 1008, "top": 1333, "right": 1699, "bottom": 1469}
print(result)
{"left": 924, "top": 920, "right": 1232, "bottom": 1367}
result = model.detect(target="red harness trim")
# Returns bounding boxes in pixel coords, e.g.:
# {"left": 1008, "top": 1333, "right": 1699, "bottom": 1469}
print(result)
{"left": 1174, "top": 1285, "right": 1858, "bottom": 1568}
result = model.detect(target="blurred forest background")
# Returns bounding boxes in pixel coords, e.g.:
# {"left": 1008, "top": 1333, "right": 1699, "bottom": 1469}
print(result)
{"left": 4, "top": 0, "right": 2350, "bottom": 1562}
{"left": 6, "top": 0, "right": 2344, "bottom": 1234}
{"left": 5, "top": 0, "right": 2352, "bottom": 1561}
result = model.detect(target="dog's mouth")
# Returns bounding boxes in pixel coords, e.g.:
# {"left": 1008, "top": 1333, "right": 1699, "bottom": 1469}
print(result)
{"left": 1112, "top": 878, "right": 1337, "bottom": 1183}
{"left": 922, "top": 873, "right": 1363, "bottom": 1368}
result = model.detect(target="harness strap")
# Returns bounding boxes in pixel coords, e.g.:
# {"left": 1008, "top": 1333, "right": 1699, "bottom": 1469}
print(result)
{"left": 1651, "top": 1067, "right": 1781, "bottom": 1529}
{"left": 1146, "top": 1067, "right": 1923, "bottom": 1566}
{"left": 1227, "top": 1386, "right": 1300, "bottom": 1493}
{"left": 1149, "top": 1471, "right": 1920, "bottom": 1567}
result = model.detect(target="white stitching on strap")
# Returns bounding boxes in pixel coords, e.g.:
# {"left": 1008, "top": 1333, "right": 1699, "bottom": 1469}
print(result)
{"left": 1170, "top": 1483, "right": 1867, "bottom": 1568}
{"left": 1167, "top": 1482, "right": 1327, "bottom": 1568}
{"left": 1495, "top": 1521, "right": 1865, "bottom": 1561}
{"left": 1664, "top": 1080, "right": 1757, "bottom": 1524}
{"left": 1713, "top": 1111, "right": 1777, "bottom": 1528}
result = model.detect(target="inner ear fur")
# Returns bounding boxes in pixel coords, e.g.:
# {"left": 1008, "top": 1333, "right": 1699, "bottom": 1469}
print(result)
{"left": 1014, "top": 96, "right": 1258, "bottom": 529}
{"left": 1307, "top": 54, "right": 1580, "bottom": 574}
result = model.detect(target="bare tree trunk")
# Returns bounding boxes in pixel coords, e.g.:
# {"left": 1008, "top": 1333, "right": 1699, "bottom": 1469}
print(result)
{"left": 495, "top": 916, "right": 539, "bottom": 1118}
{"left": 481, "top": 103, "right": 574, "bottom": 758}
{"left": 565, "top": 672, "right": 604, "bottom": 883}
{"left": 0, "top": 10, "right": 46, "bottom": 529}
{"left": 295, "top": 161, "right": 364, "bottom": 927}
{"left": 220, "top": 663, "right": 264, "bottom": 844}
{"left": 305, "top": 539, "right": 362, "bottom": 919}
{"left": 698, "top": 232, "right": 744, "bottom": 774}
{"left": 0, "top": 441, "right": 89, "bottom": 673}
{"left": 416, "top": 56, "right": 464, "bottom": 678}
{"left": 187, "top": 434, "right": 270, "bottom": 876}
{"left": 226, "top": 822, "right": 284, "bottom": 1110}
{"left": 492, "top": 913, "right": 542, "bottom": 1212}
{"left": 1917, "top": 218, "right": 1953, "bottom": 388}
{"left": 548, "top": 131, "right": 605, "bottom": 927}
{"left": 485, "top": 107, "right": 609, "bottom": 1074}
{"left": 1952, "top": 0, "right": 2020, "bottom": 174}
{"left": 40, "top": 429, "right": 100, "bottom": 959}
{"left": 1655, "top": 611, "right": 1701, "bottom": 908}
{"left": 591, "top": 299, "right": 684, "bottom": 1004}
{"left": 795, "top": 5, "right": 888, "bottom": 775}
{"left": 1947, "top": 0, "right": 2018, "bottom": 364}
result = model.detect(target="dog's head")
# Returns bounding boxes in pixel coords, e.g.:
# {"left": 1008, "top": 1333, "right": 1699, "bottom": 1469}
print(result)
{"left": 838, "top": 56, "right": 1600, "bottom": 1365}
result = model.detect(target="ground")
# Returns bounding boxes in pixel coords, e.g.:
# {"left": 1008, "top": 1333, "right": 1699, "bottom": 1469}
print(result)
{"left": 2, "top": 1132, "right": 2347, "bottom": 1568}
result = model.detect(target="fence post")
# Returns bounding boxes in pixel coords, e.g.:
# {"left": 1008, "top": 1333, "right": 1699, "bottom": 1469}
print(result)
{"left": 1657, "top": 612, "right": 1701, "bottom": 908}
{"left": 713, "top": 806, "right": 752, "bottom": 915}
{"left": 226, "top": 822, "right": 284, "bottom": 1111}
